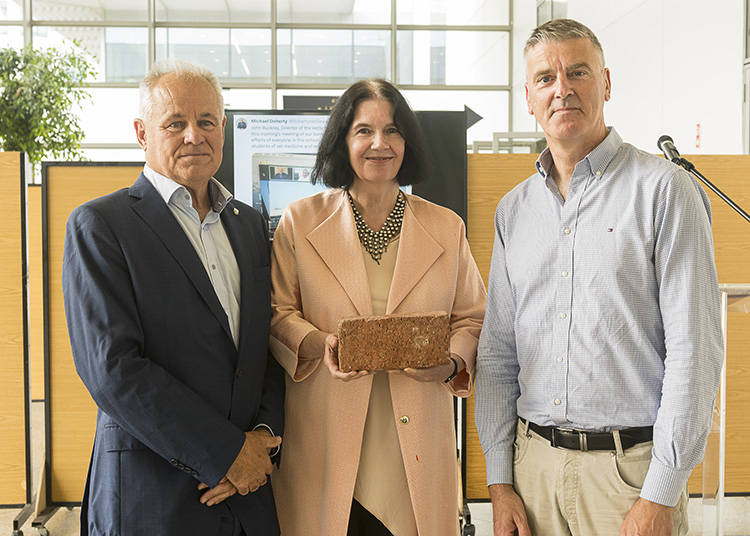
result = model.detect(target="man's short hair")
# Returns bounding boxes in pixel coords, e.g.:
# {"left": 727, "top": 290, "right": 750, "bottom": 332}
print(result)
{"left": 524, "top": 18, "right": 605, "bottom": 69}
{"left": 139, "top": 58, "right": 224, "bottom": 120}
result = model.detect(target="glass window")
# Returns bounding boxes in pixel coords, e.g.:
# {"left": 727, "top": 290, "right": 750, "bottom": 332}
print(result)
{"left": 397, "top": 0, "right": 510, "bottom": 26}
{"left": 401, "top": 89, "right": 509, "bottom": 145}
{"left": 32, "top": 0, "right": 148, "bottom": 22}
{"left": 156, "top": 0, "right": 270, "bottom": 24}
{"left": 397, "top": 30, "right": 509, "bottom": 86}
{"left": 277, "top": 0, "right": 390, "bottom": 25}
{"left": 79, "top": 148, "right": 145, "bottom": 162}
{"left": 1, "top": 0, "right": 23, "bottom": 21}
{"left": 223, "top": 89, "right": 273, "bottom": 111}
{"left": 0, "top": 24, "right": 23, "bottom": 48}
{"left": 78, "top": 88, "right": 140, "bottom": 144}
{"left": 536, "top": 0, "right": 567, "bottom": 25}
{"left": 156, "top": 28, "right": 272, "bottom": 84}
{"left": 32, "top": 26, "right": 148, "bottom": 83}
{"left": 277, "top": 29, "right": 390, "bottom": 84}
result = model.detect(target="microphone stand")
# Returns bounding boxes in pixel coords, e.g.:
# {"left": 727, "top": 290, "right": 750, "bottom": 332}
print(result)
{"left": 676, "top": 156, "right": 750, "bottom": 224}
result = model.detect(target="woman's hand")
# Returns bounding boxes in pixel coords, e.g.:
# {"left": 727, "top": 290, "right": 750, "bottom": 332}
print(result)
{"left": 323, "top": 334, "right": 373, "bottom": 381}
{"left": 400, "top": 355, "right": 464, "bottom": 383}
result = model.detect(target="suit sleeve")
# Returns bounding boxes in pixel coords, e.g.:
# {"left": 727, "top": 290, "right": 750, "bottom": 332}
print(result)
{"left": 63, "top": 203, "right": 246, "bottom": 488}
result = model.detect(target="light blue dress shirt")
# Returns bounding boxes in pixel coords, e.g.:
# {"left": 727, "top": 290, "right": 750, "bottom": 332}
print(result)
{"left": 475, "top": 128, "right": 724, "bottom": 506}
{"left": 143, "top": 165, "right": 241, "bottom": 348}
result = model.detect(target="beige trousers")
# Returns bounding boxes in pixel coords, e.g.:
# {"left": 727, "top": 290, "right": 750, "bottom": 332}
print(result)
{"left": 512, "top": 420, "right": 688, "bottom": 536}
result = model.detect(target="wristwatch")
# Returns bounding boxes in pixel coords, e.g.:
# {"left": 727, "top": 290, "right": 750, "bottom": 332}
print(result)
{"left": 444, "top": 357, "right": 458, "bottom": 383}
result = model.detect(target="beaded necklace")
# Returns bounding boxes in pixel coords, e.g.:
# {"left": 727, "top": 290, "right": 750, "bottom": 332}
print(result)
{"left": 347, "top": 190, "right": 405, "bottom": 265}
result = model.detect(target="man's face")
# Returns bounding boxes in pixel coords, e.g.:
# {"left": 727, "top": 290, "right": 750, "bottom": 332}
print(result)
{"left": 525, "top": 38, "right": 611, "bottom": 150}
{"left": 134, "top": 73, "right": 226, "bottom": 189}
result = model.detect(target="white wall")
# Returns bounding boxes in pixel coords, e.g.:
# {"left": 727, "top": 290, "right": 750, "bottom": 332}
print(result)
{"left": 514, "top": 0, "right": 745, "bottom": 155}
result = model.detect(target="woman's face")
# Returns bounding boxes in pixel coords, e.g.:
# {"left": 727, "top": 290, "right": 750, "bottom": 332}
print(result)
{"left": 346, "top": 99, "right": 405, "bottom": 187}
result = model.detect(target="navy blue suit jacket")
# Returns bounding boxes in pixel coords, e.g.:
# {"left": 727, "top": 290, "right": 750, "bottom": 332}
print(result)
{"left": 63, "top": 174, "right": 284, "bottom": 535}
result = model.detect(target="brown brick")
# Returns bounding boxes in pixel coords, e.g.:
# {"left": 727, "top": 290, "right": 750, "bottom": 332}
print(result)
{"left": 337, "top": 312, "right": 450, "bottom": 372}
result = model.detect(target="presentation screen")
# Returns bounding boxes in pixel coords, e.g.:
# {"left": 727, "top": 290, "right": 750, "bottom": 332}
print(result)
{"left": 215, "top": 109, "right": 467, "bottom": 238}
{"left": 218, "top": 111, "right": 328, "bottom": 235}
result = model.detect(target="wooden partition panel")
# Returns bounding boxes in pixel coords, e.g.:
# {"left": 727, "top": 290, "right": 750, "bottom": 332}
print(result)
{"left": 45, "top": 163, "right": 142, "bottom": 504}
{"left": 28, "top": 185, "right": 44, "bottom": 401}
{"left": 464, "top": 153, "right": 750, "bottom": 499}
{"left": 465, "top": 154, "right": 537, "bottom": 500}
{"left": 0, "top": 151, "right": 30, "bottom": 506}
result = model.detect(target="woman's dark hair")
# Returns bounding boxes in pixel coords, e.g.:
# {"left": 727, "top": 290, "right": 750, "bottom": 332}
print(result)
{"left": 311, "top": 79, "right": 430, "bottom": 189}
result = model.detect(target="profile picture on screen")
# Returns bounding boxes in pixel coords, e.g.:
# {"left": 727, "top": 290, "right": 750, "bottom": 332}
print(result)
{"left": 272, "top": 167, "right": 291, "bottom": 180}
{"left": 295, "top": 168, "right": 311, "bottom": 181}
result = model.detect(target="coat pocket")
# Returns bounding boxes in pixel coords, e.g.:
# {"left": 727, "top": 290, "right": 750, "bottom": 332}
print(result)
{"left": 102, "top": 423, "right": 149, "bottom": 452}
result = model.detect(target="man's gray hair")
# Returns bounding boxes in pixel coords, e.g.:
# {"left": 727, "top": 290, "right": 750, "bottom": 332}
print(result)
{"left": 139, "top": 58, "right": 224, "bottom": 119}
{"left": 524, "top": 18, "right": 605, "bottom": 68}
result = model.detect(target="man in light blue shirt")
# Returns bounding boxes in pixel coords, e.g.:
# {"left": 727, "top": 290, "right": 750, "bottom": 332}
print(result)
{"left": 475, "top": 19, "right": 723, "bottom": 536}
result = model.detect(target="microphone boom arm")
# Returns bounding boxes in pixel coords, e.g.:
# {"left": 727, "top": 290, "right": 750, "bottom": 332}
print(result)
{"left": 676, "top": 156, "right": 750, "bottom": 224}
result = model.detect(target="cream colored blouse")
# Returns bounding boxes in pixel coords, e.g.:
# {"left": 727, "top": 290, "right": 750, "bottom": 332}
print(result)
{"left": 353, "top": 238, "right": 419, "bottom": 536}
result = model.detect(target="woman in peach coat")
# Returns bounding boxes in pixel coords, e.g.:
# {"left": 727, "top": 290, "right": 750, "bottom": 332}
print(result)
{"left": 269, "top": 79, "right": 486, "bottom": 536}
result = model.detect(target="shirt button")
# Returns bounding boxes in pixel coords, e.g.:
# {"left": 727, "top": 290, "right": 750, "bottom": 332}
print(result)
{"left": 211, "top": 264, "right": 217, "bottom": 270}
{"left": 556, "top": 357, "right": 563, "bottom": 363}
{"left": 561, "top": 271, "right": 569, "bottom": 277}
{"left": 563, "top": 228, "right": 571, "bottom": 235}
{"left": 554, "top": 398, "right": 562, "bottom": 405}
{"left": 400, "top": 415, "right": 409, "bottom": 424}
{"left": 559, "top": 312, "right": 567, "bottom": 319}
{"left": 595, "top": 170, "right": 602, "bottom": 176}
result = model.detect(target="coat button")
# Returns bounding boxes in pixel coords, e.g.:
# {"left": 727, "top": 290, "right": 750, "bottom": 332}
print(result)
{"left": 400, "top": 415, "right": 409, "bottom": 424}
{"left": 235, "top": 368, "right": 244, "bottom": 378}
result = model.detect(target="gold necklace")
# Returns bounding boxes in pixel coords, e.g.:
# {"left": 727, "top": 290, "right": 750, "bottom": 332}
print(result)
{"left": 348, "top": 190, "right": 405, "bottom": 265}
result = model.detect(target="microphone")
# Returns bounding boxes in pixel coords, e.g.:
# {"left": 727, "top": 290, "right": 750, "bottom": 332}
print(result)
{"left": 657, "top": 135, "right": 682, "bottom": 164}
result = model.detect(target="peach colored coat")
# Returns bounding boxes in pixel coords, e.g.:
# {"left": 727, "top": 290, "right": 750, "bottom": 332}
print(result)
{"left": 269, "top": 189, "right": 486, "bottom": 536}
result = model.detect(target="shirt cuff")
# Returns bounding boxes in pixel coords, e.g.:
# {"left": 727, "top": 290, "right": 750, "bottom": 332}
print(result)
{"left": 640, "top": 458, "right": 692, "bottom": 506}
{"left": 252, "top": 423, "right": 281, "bottom": 458}
{"left": 483, "top": 447, "right": 515, "bottom": 487}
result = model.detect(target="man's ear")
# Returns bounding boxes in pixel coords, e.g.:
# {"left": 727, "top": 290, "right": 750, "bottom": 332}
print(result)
{"left": 134, "top": 118, "right": 147, "bottom": 150}
{"left": 525, "top": 83, "right": 535, "bottom": 116}
{"left": 603, "top": 68, "right": 612, "bottom": 102}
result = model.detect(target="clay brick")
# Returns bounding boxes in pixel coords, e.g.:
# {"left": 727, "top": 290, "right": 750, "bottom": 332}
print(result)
{"left": 338, "top": 312, "right": 450, "bottom": 372}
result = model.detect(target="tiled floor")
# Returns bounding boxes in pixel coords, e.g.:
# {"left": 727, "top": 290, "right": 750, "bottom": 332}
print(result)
{"left": 2, "top": 401, "right": 748, "bottom": 535}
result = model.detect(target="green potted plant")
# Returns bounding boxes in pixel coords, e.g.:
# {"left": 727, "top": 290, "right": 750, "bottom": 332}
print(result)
{"left": 0, "top": 42, "right": 97, "bottom": 176}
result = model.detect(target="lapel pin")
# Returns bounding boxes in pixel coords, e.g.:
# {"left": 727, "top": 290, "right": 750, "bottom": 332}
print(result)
{"left": 233, "top": 207, "right": 239, "bottom": 215}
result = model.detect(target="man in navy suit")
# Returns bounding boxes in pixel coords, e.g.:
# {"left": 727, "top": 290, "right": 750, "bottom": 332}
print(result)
{"left": 63, "top": 59, "right": 285, "bottom": 535}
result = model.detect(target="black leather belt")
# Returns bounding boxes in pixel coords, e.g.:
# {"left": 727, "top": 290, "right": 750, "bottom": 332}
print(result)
{"left": 521, "top": 418, "right": 653, "bottom": 451}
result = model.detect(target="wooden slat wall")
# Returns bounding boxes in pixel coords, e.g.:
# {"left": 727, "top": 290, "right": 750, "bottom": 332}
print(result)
{"left": 0, "top": 151, "right": 29, "bottom": 505}
{"left": 45, "top": 164, "right": 141, "bottom": 503}
{"left": 464, "top": 153, "right": 750, "bottom": 499}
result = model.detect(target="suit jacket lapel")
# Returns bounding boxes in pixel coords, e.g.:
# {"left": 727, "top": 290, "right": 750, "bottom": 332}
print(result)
{"left": 129, "top": 174, "right": 233, "bottom": 339}
{"left": 387, "top": 197, "right": 444, "bottom": 314}
{"left": 307, "top": 191, "right": 373, "bottom": 317}
{"left": 221, "top": 200, "right": 264, "bottom": 353}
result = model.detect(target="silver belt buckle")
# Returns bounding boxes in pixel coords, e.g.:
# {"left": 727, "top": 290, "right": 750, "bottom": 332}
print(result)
{"left": 579, "top": 431, "right": 588, "bottom": 451}
{"left": 551, "top": 427, "right": 573, "bottom": 449}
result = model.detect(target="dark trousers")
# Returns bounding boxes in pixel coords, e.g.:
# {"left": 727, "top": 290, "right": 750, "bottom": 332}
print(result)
{"left": 347, "top": 499, "right": 394, "bottom": 536}
{"left": 219, "top": 503, "right": 247, "bottom": 536}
